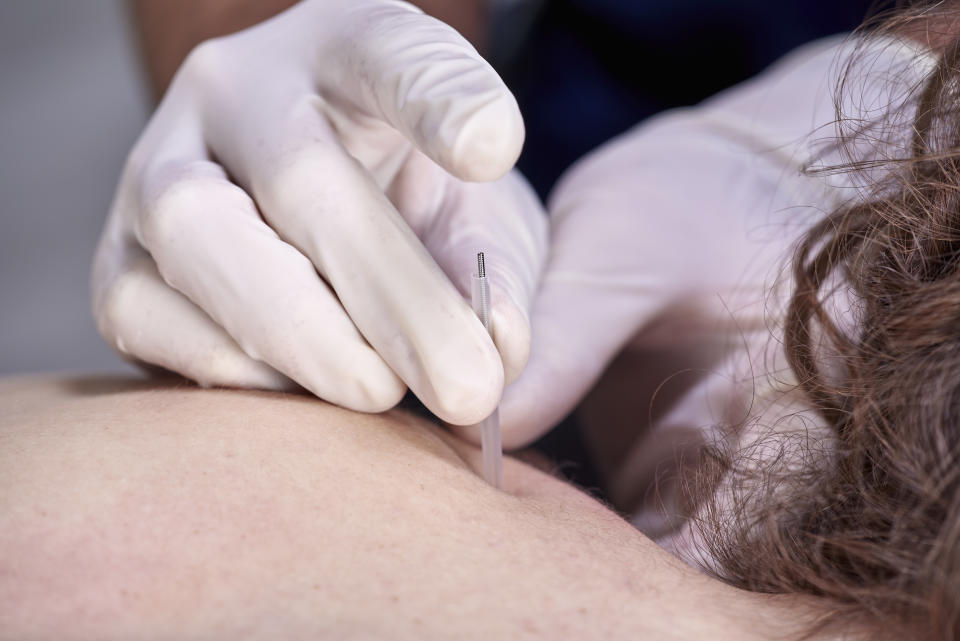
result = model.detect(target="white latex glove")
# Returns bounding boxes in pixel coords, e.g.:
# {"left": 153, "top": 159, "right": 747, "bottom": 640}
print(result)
{"left": 496, "top": 35, "right": 931, "bottom": 448}
{"left": 92, "top": 0, "right": 547, "bottom": 425}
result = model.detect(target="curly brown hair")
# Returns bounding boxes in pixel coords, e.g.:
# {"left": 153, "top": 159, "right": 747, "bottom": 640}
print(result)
{"left": 686, "top": 4, "right": 960, "bottom": 640}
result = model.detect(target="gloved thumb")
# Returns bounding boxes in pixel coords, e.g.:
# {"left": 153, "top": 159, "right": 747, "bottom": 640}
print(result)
{"left": 320, "top": 0, "right": 524, "bottom": 182}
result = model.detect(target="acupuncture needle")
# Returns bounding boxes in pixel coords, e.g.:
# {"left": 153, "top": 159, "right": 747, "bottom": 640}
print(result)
{"left": 471, "top": 252, "right": 503, "bottom": 489}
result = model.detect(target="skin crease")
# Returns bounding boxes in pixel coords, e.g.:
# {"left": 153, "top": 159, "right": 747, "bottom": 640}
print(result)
{"left": 0, "top": 376, "right": 843, "bottom": 641}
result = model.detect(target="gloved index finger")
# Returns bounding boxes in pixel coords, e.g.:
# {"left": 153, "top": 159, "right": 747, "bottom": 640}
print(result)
{"left": 316, "top": 0, "right": 524, "bottom": 182}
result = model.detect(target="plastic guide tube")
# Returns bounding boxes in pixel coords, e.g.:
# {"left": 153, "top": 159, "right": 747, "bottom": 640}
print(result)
{"left": 471, "top": 252, "right": 503, "bottom": 489}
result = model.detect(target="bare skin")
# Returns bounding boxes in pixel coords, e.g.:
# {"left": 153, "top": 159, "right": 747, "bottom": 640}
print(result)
{"left": 132, "top": 0, "right": 489, "bottom": 99}
{"left": 0, "top": 375, "right": 840, "bottom": 640}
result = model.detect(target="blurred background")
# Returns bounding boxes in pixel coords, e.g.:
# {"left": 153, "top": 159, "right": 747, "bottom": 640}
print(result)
{"left": 0, "top": 0, "right": 875, "bottom": 378}
{"left": 0, "top": 1, "right": 145, "bottom": 375}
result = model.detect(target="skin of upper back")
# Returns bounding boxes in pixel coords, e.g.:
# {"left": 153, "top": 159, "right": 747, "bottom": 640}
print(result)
{"left": 0, "top": 376, "right": 836, "bottom": 641}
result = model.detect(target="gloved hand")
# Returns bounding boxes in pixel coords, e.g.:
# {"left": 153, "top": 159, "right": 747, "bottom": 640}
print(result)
{"left": 92, "top": 0, "right": 547, "bottom": 425}
{"left": 494, "top": 35, "right": 925, "bottom": 448}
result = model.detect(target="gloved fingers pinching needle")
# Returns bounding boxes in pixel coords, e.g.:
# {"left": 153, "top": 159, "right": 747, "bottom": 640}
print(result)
{"left": 93, "top": 0, "right": 547, "bottom": 428}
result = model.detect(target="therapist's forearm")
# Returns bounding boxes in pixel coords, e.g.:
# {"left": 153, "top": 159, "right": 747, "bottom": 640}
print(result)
{"left": 133, "top": 0, "right": 489, "bottom": 100}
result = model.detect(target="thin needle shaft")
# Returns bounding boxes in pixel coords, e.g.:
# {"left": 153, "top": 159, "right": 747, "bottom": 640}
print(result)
{"left": 472, "top": 251, "right": 502, "bottom": 489}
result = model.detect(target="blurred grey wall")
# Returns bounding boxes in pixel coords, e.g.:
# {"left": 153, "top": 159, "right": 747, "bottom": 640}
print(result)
{"left": 0, "top": 1, "right": 148, "bottom": 375}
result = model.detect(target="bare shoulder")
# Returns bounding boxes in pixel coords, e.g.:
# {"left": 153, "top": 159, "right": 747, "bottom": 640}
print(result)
{"left": 0, "top": 375, "right": 840, "bottom": 641}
